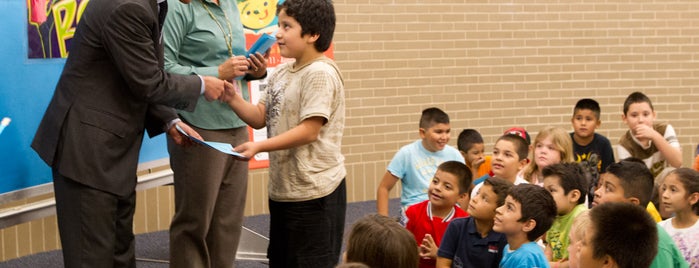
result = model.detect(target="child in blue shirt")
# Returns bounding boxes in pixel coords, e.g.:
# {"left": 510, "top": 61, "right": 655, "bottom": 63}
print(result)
{"left": 377, "top": 107, "right": 464, "bottom": 216}
{"left": 494, "top": 184, "right": 557, "bottom": 268}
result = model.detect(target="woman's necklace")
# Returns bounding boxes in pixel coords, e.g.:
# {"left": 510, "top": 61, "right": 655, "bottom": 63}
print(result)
{"left": 199, "top": 0, "right": 234, "bottom": 57}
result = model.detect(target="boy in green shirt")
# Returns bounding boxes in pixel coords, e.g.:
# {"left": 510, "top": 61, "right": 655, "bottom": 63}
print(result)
{"left": 542, "top": 163, "right": 589, "bottom": 267}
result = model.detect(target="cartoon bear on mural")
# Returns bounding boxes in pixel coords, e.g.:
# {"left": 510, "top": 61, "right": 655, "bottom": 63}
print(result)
{"left": 237, "top": 0, "right": 283, "bottom": 33}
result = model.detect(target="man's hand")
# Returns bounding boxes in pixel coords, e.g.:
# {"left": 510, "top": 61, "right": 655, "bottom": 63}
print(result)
{"left": 167, "top": 121, "right": 202, "bottom": 146}
{"left": 202, "top": 76, "right": 225, "bottom": 101}
{"left": 218, "top": 56, "right": 249, "bottom": 80}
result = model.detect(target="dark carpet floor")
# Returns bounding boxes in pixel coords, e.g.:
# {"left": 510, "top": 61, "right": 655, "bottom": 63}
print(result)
{"left": 0, "top": 199, "right": 400, "bottom": 268}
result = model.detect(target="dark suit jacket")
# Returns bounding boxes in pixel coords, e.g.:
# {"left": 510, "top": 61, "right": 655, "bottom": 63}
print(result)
{"left": 32, "top": 0, "right": 201, "bottom": 196}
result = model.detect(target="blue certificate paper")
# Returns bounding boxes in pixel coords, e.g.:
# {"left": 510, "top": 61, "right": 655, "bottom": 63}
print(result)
{"left": 176, "top": 125, "right": 247, "bottom": 159}
{"left": 246, "top": 32, "right": 276, "bottom": 57}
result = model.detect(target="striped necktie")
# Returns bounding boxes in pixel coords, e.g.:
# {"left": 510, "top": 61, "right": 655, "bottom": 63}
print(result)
{"left": 158, "top": 1, "right": 168, "bottom": 30}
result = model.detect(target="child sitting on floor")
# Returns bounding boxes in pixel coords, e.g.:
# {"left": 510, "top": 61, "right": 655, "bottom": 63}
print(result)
{"left": 542, "top": 163, "right": 589, "bottom": 267}
{"left": 437, "top": 177, "right": 513, "bottom": 268}
{"left": 494, "top": 184, "right": 557, "bottom": 268}
{"left": 403, "top": 161, "right": 471, "bottom": 268}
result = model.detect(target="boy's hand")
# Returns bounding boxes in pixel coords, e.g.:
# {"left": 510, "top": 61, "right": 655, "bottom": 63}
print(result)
{"left": 221, "top": 80, "right": 239, "bottom": 104}
{"left": 471, "top": 156, "right": 485, "bottom": 171}
{"left": 419, "top": 234, "right": 438, "bottom": 260}
{"left": 633, "top": 124, "right": 661, "bottom": 141}
{"left": 233, "top": 141, "right": 260, "bottom": 159}
{"left": 544, "top": 243, "right": 553, "bottom": 260}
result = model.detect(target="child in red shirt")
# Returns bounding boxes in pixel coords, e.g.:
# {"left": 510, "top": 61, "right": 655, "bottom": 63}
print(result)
{"left": 403, "top": 161, "right": 472, "bottom": 268}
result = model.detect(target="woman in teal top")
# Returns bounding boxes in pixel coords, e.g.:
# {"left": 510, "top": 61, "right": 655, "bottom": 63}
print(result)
{"left": 162, "top": 0, "right": 268, "bottom": 267}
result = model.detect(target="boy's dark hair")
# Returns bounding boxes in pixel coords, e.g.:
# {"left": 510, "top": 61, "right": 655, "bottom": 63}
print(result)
{"left": 419, "top": 107, "right": 450, "bottom": 129}
{"left": 346, "top": 214, "right": 419, "bottom": 268}
{"left": 277, "top": 0, "right": 335, "bottom": 52}
{"left": 605, "top": 158, "right": 654, "bottom": 206}
{"left": 589, "top": 202, "right": 657, "bottom": 268}
{"left": 508, "top": 184, "right": 557, "bottom": 241}
{"left": 484, "top": 177, "right": 514, "bottom": 207}
{"left": 622, "top": 91, "right": 654, "bottom": 115}
{"left": 542, "top": 163, "right": 590, "bottom": 205}
{"left": 438, "top": 161, "right": 472, "bottom": 195}
{"left": 457, "top": 129, "right": 484, "bottom": 152}
{"left": 573, "top": 98, "right": 601, "bottom": 120}
{"left": 496, "top": 134, "right": 529, "bottom": 161}
{"left": 669, "top": 168, "right": 699, "bottom": 215}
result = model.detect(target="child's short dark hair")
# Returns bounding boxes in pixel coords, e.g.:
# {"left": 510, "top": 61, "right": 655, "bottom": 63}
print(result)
{"left": 346, "top": 214, "right": 419, "bottom": 268}
{"left": 496, "top": 134, "right": 529, "bottom": 161}
{"left": 457, "top": 129, "right": 484, "bottom": 152}
{"left": 606, "top": 158, "right": 654, "bottom": 206}
{"left": 508, "top": 184, "right": 557, "bottom": 241}
{"left": 277, "top": 0, "right": 335, "bottom": 52}
{"left": 669, "top": 168, "right": 699, "bottom": 215}
{"left": 419, "top": 107, "right": 450, "bottom": 129}
{"left": 623, "top": 91, "right": 654, "bottom": 115}
{"left": 589, "top": 202, "right": 658, "bottom": 268}
{"left": 484, "top": 177, "right": 514, "bottom": 207}
{"left": 542, "top": 163, "right": 590, "bottom": 205}
{"left": 438, "top": 161, "right": 472, "bottom": 195}
{"left": 573, "top": 98, "right": 601, "bottom": 120}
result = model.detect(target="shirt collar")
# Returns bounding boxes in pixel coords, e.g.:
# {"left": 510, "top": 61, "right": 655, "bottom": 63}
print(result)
{"left": 427, "top": 202, "right": 456, "bottom": 223}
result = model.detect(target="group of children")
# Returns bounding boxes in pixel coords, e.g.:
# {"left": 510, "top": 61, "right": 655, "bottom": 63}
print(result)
{"left": 336, "top": 91, "right": 698, "bottom": 268}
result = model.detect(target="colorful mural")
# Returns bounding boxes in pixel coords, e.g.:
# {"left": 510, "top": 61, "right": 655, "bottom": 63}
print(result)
{"left": 237, "top": 0, "right": 279, "bottom": 33}
{"left": 27, "top": 0, "right": 88, "bottom": 58}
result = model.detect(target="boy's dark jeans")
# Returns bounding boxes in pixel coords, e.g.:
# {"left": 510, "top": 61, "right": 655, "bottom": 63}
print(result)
{"left": 267, "top": 179, "right": 347, "bottom": 268}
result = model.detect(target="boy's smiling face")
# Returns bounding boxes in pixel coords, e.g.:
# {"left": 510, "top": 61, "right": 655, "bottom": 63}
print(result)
{"left": 493, "top": 195, "right": 526, "bottom": 235}
{"left": 420, "top": 123, "right": 451, "bottom": 152}
{"left": 491, "top": 140, "right": 526, "bottom": 182}
{"left": 543, "top": 175, "right": 579, "bottom": 215}
{"left": 428, "top": 169, "right": 461, "bottom": 209}
{"left": 592, "top": 173, "right": 629, "bottom": 207}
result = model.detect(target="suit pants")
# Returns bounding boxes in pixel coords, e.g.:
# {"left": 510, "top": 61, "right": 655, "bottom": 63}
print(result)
{"left": 168, "top": 126, "right": 249, "bottom": 268}
{"left": 53, "top": 170, "right": 136, "bottom": 268}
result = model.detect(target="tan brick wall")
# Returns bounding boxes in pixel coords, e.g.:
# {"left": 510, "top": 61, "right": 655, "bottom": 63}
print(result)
{"left": 3, "top": 0, "right": 699, "bottom": 261}
{"left": 336, "top": 0, "right": 699, "bottom": 202}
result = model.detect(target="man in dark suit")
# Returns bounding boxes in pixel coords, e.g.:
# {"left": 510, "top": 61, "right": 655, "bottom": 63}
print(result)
{"left": 31, "top": 0, "right": 232, "bottom": 266}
